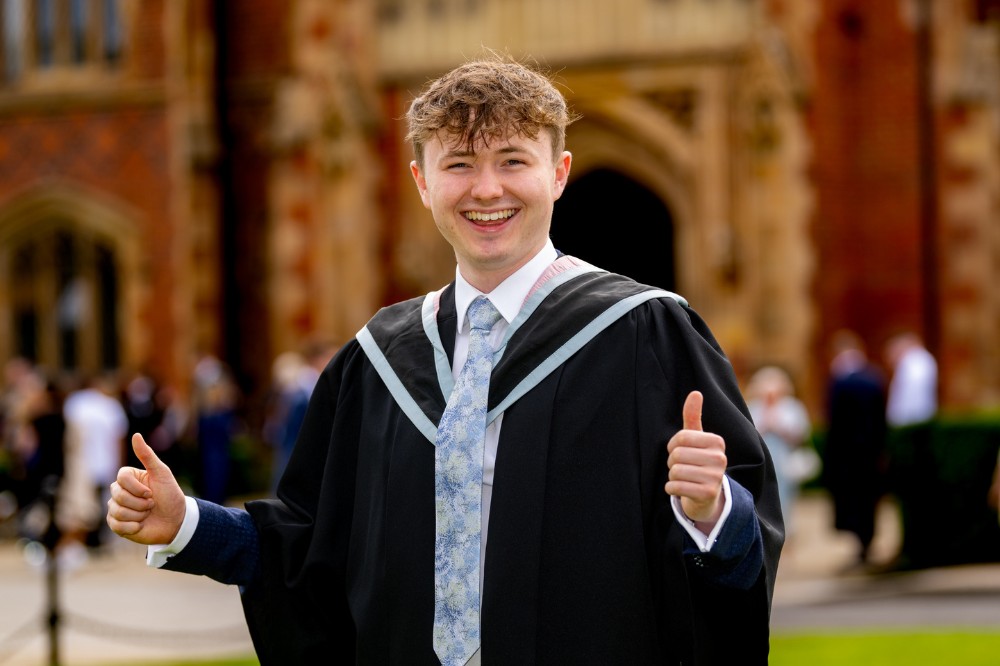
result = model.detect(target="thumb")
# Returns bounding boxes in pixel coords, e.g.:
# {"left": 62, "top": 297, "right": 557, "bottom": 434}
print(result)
{"left": 682, "top": 391, "right": 704, "bottom": 432}
{"left": 131, "top": 433, "right": 165, "bottom": 473}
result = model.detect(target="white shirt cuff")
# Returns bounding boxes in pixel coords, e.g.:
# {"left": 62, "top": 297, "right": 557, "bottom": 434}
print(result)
{"left": 146, "top": 496, "right": 200, "bottom": 568}
{"left": 670, "top": 475, "right": 733, "bottom": 553}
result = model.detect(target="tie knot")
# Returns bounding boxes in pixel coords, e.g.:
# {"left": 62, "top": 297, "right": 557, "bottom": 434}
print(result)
{"left": 467, "top": 297, "right": 502, "bottom": 332}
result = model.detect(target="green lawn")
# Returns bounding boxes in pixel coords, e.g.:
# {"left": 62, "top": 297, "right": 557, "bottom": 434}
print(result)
{"left": 107, "top": 632, "right": 1000, "bottom": 666}
{"left": 770, "top": 631, "right": 1000, "bottom": 665}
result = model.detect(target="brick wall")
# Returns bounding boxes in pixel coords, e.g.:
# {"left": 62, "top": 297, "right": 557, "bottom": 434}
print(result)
{"left": 810, "top": 0, "right": 925, "bottom": 378}
{"left": 0, "top": 104, "right": 176, "bottom": 377}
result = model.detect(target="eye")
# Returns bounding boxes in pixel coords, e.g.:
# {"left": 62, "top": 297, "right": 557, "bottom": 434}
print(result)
{"left": 446, "top": 161, "right": 472, "bottom": 170}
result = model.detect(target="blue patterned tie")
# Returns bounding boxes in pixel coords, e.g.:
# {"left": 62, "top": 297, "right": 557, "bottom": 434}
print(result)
{"left": 433, "top": 296, "right": 502, "bottom": 666}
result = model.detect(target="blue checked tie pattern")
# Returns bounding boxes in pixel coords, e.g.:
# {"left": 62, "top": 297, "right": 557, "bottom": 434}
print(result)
{"left": 433, "top": 296, "right": 502, "bottom": 666}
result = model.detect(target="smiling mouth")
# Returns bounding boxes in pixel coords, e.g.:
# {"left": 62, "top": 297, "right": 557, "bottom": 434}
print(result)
{"left": 463, "top": 208, "right": 517, "bottom": 223}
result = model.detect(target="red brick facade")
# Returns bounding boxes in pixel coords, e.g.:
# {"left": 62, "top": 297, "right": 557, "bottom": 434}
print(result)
{"left": 810, "top": 0, "right": 929, "bottom": 381}
{"left": 2, "top": 1, "right": 997, "bottom": 413}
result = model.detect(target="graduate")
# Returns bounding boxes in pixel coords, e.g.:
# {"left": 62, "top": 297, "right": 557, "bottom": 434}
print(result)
{"left": 107, "top": 56, "right": 783, "bottom": 665}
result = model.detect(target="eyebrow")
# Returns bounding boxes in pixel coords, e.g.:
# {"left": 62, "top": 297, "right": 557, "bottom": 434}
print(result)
{"left": 440, "top": 145, "right": 530, "bottom": 161}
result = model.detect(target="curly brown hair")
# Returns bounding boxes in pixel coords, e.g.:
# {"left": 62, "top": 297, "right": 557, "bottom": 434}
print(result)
{"left": 406, "top": 56, "right": 577, "bottom": 166}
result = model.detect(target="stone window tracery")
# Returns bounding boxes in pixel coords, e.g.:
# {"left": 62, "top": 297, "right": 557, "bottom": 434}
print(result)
{"left": 0, "top": 0, "right": 124, "bottom": 85}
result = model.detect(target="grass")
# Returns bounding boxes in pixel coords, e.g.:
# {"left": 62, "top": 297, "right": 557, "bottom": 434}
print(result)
{"left": 100, "top": 632, "right": 1000, "bottom": 666}
{"left": 770, "top": 631, "right": 1000, "bottom": 665}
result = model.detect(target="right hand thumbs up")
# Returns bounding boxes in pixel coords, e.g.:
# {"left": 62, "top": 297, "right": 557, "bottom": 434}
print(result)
{"left": 665, "top": 391, "right": 727, "bottom": 525}
{"left": 106, "top": 433, "right": 187, "bottom": 546}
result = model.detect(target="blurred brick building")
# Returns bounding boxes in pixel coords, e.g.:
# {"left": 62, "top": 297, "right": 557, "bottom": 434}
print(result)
{"left": 1, "top": 0, "right": 998, "bottom": 420}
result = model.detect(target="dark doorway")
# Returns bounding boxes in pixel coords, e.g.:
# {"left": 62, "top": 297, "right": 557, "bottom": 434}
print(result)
{"left": 550, "top": 168, "right": 676, "bottom": 290}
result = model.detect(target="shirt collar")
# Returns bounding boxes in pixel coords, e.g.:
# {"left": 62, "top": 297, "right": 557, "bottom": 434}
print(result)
{"left": 454, "top": 239, "right": 558, "bottom": 332}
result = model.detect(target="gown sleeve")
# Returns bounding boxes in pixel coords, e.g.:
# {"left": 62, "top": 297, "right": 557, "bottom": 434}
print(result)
{"left": 239, "top": 341, "right": 368, "bottom": 665}
{"left": 637, "top": 297, "right": 785, "bottom": 661}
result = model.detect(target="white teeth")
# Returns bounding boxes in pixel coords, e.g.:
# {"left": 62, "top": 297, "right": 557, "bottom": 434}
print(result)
{"left": 465, "top": 209, "right": 515, "bottom": 221}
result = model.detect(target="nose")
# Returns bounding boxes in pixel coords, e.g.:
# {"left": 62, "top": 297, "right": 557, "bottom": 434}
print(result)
{"left": 470, "top": 166, "right": 503, "bottom": 200}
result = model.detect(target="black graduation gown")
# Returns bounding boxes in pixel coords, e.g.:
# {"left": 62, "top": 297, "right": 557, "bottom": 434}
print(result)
{"left": 241, "top": 267, "right": 783, "bottom": 665}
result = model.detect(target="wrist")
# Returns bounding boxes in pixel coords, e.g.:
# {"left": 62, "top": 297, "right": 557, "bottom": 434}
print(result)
{"left": 686, "top": 493, "right": 725, "bottom": 531}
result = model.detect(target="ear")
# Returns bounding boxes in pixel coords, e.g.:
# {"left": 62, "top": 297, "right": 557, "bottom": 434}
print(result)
{"left": 410, "top": 161, "right": 432, "bottom": 209}
{"left": 552, "top": 151, "right": 572, "bottom": 200}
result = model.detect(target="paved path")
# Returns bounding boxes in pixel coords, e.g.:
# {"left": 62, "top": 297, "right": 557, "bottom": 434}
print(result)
{"left": 0, "top": 492, "right": 997, "bottom": 665}
{"left": 0, "top": 539, "right": 253, "bottom": 666}
{"left": 773, "top": 492, "right": 1000, "bottom": 632}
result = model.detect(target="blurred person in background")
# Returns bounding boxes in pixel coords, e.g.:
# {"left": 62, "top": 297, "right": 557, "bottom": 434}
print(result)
{"left": 746, "top": 366, "right": 812, "bottom": 538}
{"left": 191, "top": 354, "right": 239, "bottom": 505}
{"left": 16, "top": 377, "right": 67, "bottom": 545}
{"left": 884, "top": 331, "right": 937, "bottom": 428}
{"left": 121, "top": 373, "right": 188, "bottom": 487}
{"left": 262, "top": 351, "right": 312, "bottom": 494}
{"left": 262, "top": 341, "right": 335, "bottom": 494}
{"left": 824, "top": 330, "right": 888, "bottom": 568}
{"left": 123, "top": 372, "right": 165, "bottom": 468}
{"left": 0, "top": 357, "right": 44, "bottom": 522}
{"left": 62, "top": 373, "right": 128, "bottom": 559}
{"left": 146, "top": 382, "right": 188, "bottom": 480}
{"left": 1, "top": 358, "right": 40, "bottom": 434}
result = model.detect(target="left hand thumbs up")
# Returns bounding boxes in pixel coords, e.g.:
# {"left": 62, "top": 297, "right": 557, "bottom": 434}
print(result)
{"left": 665, "top": 391, "right": 727, "bottom": 525}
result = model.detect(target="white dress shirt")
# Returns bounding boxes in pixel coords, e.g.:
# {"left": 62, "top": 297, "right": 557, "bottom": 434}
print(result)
{"left": 886, "top": 345, "right": 938, "bottom": 427}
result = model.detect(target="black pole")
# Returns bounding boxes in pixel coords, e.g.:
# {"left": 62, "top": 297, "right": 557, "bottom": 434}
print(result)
{"left": 40, "top": 475, "right": 61, "bottom": 666}
{"left": 915, "top": 0, "right": 940, "bottom": 360}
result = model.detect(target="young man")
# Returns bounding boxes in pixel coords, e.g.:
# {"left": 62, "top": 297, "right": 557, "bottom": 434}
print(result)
{"left": 108, "top": 57, "right": 783, "bottom": 665}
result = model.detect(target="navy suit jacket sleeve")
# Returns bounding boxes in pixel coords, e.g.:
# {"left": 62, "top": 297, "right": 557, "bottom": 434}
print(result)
{"left": 163, "top": 485, "right": 761, "bottom": 593}
{"left": 682, "top": 476, "right": 763, "bottom": 590}
{"left": 160, "top": 498, "right": 261, "bottom": 587}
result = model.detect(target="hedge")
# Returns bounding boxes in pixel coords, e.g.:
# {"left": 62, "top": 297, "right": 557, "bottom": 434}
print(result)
{"left": 886, "top": 417, "right": 1000, "bottom": 569}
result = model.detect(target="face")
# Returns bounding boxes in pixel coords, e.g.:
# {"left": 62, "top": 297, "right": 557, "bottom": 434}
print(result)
{"left": 410, "top": 130, "right": 572, "bottom": 292}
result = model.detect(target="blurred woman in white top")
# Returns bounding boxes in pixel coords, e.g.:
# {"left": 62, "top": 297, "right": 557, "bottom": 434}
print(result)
{"left": 746, "top": 366, "right": 813, "bottom": 536}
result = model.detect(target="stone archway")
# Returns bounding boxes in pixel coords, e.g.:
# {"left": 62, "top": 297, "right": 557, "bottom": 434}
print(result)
{"left": 0, "top": 182, "right": 144, "bottom": 375}
{"left": 551, "top": 168, "right": 676, "bottom": 291}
